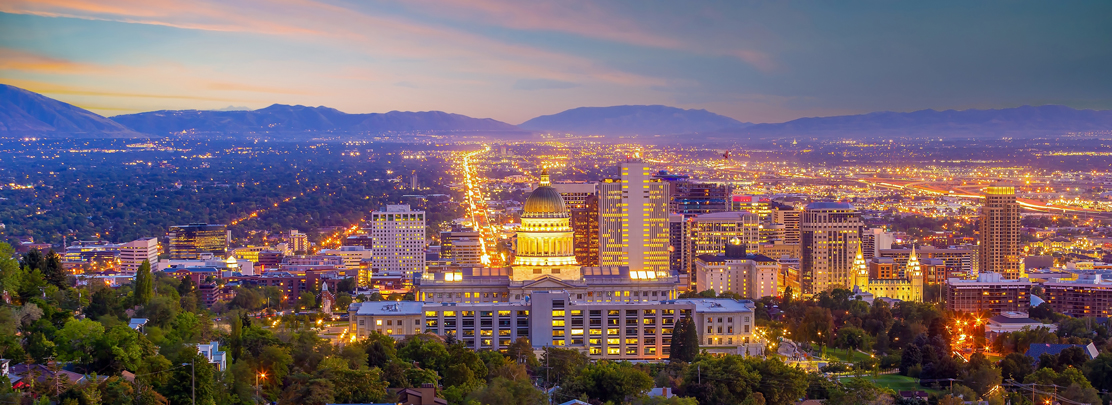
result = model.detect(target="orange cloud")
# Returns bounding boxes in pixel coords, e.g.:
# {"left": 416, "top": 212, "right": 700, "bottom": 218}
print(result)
{"left": 0, "top": 48, "right": 105, "bottom": 73}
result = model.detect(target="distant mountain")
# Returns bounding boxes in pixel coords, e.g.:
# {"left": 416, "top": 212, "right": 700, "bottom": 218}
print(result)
{"left": 0, "top": 84, "right": 138, "bottom": 137}
{"left": 519, "top": 105, "right": 751, "bottom": 136}
{"left": 213, "top": 106, "right": 252, "bottom": 111}
{"left": 111, "top": 104, "right": 521, "bottom": 136}
{"left": 738, "top": 105, "right": 1112, "bottom": 138}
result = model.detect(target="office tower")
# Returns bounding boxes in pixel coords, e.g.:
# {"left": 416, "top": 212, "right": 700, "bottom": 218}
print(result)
{"left": 652, "top": 171, "right": 728, "bottom": 216}
{"left": 368, "top": 204, "right": 426, "bottom": 274}
{"left": 119, "top": 237, "right": 159, "bottom": 272}
{"left": 668, "top": 214, "right": 692, "bottom": 272}
{"left": 287, "top": 229, "right": 309, "bottom": 254}
{"left": 691, "top": 211, "right": 761, "bottom": 258}
{"left": 771, "top": 203, "right": 801, "bottom": 244}
{"left": 512, "top": 170, "right": 580, "bottom": 281}
{"left": 800, "top": 202, "right": 863, "bottom": 295}
{"left": 169, "top": 223, "right": 229, "bottom": 260}
{"left": 553, "top": 182, "right": 596, "bottom": 209}
{"left": 438, "top": 230, "right": 482, "bottom": 266}
{"left": 573, "top": 195, "right": 600, "bottom": 267}
{"left": 861, "top": 228, "right": 894, "bottom": 260}
{"left": 730, "top": 196, "right": 771, "bottom": 220}
{"left": 598, "top": 162, "right": 669, "bottom": 272}
{"left": 980, "top": 186, "right": 1021, "bottom": 279}
{"left": 554, "top": 182, "right": 600, "bottom": 267}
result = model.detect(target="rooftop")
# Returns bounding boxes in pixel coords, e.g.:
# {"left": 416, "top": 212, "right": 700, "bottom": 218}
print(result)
{"left": 805, "top": 201, "right": 856, "bottom": 210}
{"left": 351, "top": 301, "right": 424, "bottom": 316}
{"left": 672, "top": 298, "right": 754, "bottom": 313}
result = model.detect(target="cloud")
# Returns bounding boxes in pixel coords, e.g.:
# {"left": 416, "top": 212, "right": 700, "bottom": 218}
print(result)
{"left": 0, "top": 0, "right": 668, "bottom": 88}
{"left": 393, "top": 81, "right": 418, "bottom": 89}
{"left": 513, "top": 78, "right": 578, "bottom": 90}
{"left": 0, "top": 47, "right": 105, "bottom": 73}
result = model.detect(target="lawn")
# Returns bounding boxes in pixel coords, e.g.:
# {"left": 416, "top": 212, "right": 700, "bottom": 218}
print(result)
{"left": 823, "top": 348, "right": 875, "bottom": 363}
{"left": 843, "top": 374, "right": 945, "bottom": 395}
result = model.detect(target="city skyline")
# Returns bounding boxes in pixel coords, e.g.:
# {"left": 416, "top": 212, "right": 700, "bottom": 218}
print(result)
{"left": 1, "top": 1, "right": 1110, "bottom": 123}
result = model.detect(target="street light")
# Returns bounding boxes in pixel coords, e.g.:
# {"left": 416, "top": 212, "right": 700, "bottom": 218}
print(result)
{"left": 256, "top": 372, "right": 267, "bottom": 405}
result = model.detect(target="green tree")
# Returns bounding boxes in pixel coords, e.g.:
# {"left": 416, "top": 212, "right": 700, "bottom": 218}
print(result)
{"left": 564, "top": 361, "right": 653, "bottom": 405}
{"left": 43, "top": 250, "right": 67, "bottom": 289}
{"left": 828, "top": 377, "right": 894, "bottom": 405}
{"left": 999, "top": 352, "right": 1033, "bottom": 381}
{"left": 397, "top": 334, "right": 449, "bottom": 373}
{"left": 163, "top": 348, "right": 216, "bottom": 405}
{"left": 134, "top": 260, "right": 153, "bottom": 306}
{"left": 540, "top": 346, "right": 588, "bottom": 388}
{"left": 670, "top": 315, "right": 699, "bottom": 363}
{"left": 56, "top": 318, "right": 105, "bottom": 365}
{"left": 467, "top": 377, "right": 547, "bottom": 405}
{"left": 297, "top": 291, "right": 316, "bottom": 310}
{"left": 1083, "top": 352, "right": 1112, "bottom": 392}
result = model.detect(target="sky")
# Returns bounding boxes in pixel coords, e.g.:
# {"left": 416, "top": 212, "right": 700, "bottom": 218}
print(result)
{"left": 0, "top": 1, "right": 1109, "bottom": 124}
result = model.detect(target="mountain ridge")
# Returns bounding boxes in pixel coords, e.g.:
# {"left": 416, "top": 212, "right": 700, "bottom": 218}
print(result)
{"left": 0, "top": 84, "right": 140, "bottom": 137}
{"left": 518, "top": 105, "right": 751, "bottom": 136}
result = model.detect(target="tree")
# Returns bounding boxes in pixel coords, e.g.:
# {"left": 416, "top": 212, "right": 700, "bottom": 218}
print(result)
{"left": 43, "top": 250, "right": 67, "bottom": 289}
{"left": 899, "top": 344, "right": 921, "bottom": 375}
{"left": 506, "top": 337, "right": 538, "bottom": 367}
{"left": 828, "top": 377, "right": 893, "bottom": 405}
{"left": 540, "top": 346, "right": 588, "bottom": 388}
{"left": 962, "top": 365, "right": 1001, "bottom": 398}
{"left": 163, "top": 348, "right": 216, "bottom": 405}
{"left": 467, "top": 377, "right": 547, "bottom": 405}
{"left": 565, "top": 361, "right": 653, "bottom": 405}
{"left": 396, "top": 334, "right": 449, "bottom": 373}
{"left": 134, "top": 260, "right": 153, "bottom": 306}
{"left": 670, "top": 315, "right": 699, "bottom": 363}
{"left": 999, "top": 353, "right": 1032, "bottom": 382}
{"left": 1056, "top": 346, "right": 1089, "bottom": 370}
{"left": 56, "top": 318, "right": 105, "bottom": 365}
{"left": 1083, "top": 352, "right": 1112, "bottom": 392}
{"left": 297, "top": 291, "right": 316, "bottom": 310}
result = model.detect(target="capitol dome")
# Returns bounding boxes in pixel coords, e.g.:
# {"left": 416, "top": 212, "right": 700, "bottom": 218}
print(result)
{"left": 522, "top": 169, "right": 568, "bottom": 218}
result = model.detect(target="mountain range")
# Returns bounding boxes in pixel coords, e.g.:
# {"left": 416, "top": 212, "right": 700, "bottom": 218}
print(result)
{"left": 736, "top": 105, "right": 1112, "bottom": 139}
{"left": 0, "top": 84, "right": 137, "bottom": 137}
{"left": 518, "top": 105, "right": 751, "bottom": 136}
{"left": 2, "top": 83, "right": 1111, "bottom": 139}
{"left": 112, "top": 104, "right": 521, "bottom": 136}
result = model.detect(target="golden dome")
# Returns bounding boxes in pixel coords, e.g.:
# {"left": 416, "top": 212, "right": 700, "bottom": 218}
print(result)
{"left": 523, "top": 169, "right": 568, "bottom": 218}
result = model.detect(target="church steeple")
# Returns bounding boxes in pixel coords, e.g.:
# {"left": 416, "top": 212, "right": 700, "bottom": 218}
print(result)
{"left": 853, "top": 244, "right": 868, "bottom": 289}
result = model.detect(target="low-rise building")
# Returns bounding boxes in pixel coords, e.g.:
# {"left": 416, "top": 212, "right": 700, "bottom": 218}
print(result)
{"left": 985, "top": 312, "right": 1056, "bottom": 341}
{"left": 348, "top": 291, "right": 757, "bottom": 361}
{"left": 693, "top": 243, "right": 779, "bottom": 299}
{"left": 945, "top": 272, "right": 1033, "bottom": 314}
{"left": 1043, "top": 273, "right": 1112, "bottom": 317}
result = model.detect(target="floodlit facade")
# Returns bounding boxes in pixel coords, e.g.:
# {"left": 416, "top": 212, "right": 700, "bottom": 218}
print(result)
{"left": 980, "top": 186, "right": 1021, "bottom": 278}
{"left": 851, "top": 246, "right": 923, "bottom": 302}
{"left": 350, "top": 291, "right": 757, "bottom": 360}
{"left": 118, "top": 237, "right": 159, "bottom": 272}
{"left": 801, "top": 202, "right": 863, "bottom": 295}
{"left": 169, "top": 223, "right": 229, "bottom": 260}
{"left": 512, "top": 170, "right": 581, "bottom": 281}
{"left": 691, "top": 211, "right": 761, "bottom": 256}
{"left": 598, "top": 162, "right": 669, "bottom": 272}
{"left": 368, "top": 204, "right": 426, "bottom": 275}
{"left": 945, "top": 272, "right": 1032, "bottom": 314}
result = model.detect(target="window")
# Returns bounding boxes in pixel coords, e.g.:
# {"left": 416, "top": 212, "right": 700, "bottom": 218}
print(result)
{"left": 607, "top": 338, "right": 620, "bottom": 345}
{"left": 463, "top": 311, "right": 475, "bottom": 316}
{"left": 626, "top": 347, "right": 638, "bottom": 355}
{"left": 645, "top": 347, "right": 656, "bottom": 355}
{"left": 552, "top": 320, "right": 565, "bottom": 327}
{"left": 376, "top": 319, "right": 382, "bottom": 326}
{"left": 607, "top": 347, "right": 620, "bottom": 355}
{"left": 553, "top": 330, "right": 565, "bottom": 337}
{"left": 444, "top": 311, "right": 456, "bottom": 317}
{"left": 607, "top": 328, "right": 619, "bottom": 335}
{"left": 425, "top": 311, "right": 436, "bottom": 317}
{"left": 552, "top": 310, "right": 565, "bottom": 317}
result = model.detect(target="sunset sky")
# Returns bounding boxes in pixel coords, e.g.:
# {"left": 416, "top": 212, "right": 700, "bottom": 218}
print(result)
{"left": 1, "top": 0, "right": 1109, "bottom": 123}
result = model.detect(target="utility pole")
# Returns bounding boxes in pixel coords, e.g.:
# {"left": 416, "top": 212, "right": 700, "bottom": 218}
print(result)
{"left": 183, "top": 362, "right": 195, "bottom": 405}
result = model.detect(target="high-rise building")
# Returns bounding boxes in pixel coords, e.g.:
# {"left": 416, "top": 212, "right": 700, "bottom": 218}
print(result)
{"left": 438, "top": 231, "right": 482, "bottom": 266}
{"left": 980, "top": 186, "right": 1021, "bottom": 278}
{"left": 598, "top": 162, "right": 669, "bottom": 272}
{"left": 368, "top": 204, "right": 426, "bottom": 275}
{"left": 119, "top": 237, "right": 159, "bottom": 272}
{"left": 554, "top": 183, "right": 599, "bottom": 267}
{"left": 652, "top": 171, "right": 728, "bottom": 216}
{"left": 801, "top": 202, "right": 863, "bottom": 295}
{"left": 287, "top": 230, "right": 309, "bottom": 254}
{"left": 771, "top": 203, "right": 802, "bottom": 245}
{"left": 691, "top": 211, "right": 761, "bottom": 257}
{"left": 668, "top": 214, "right": 692, "bottom": 272}
{"left": 861, "top": 228, "right": 894, "bottom": 260}
{"left": 730, "top": 196, "right": 771, "bottom": 220}
{"left": 169, "top": 223, "right": 229, "bottom": 260}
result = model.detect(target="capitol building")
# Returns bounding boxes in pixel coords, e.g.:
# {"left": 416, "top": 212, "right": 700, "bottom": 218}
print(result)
{"left": 416, "top": 169, "right": 679, "bottom": 304}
